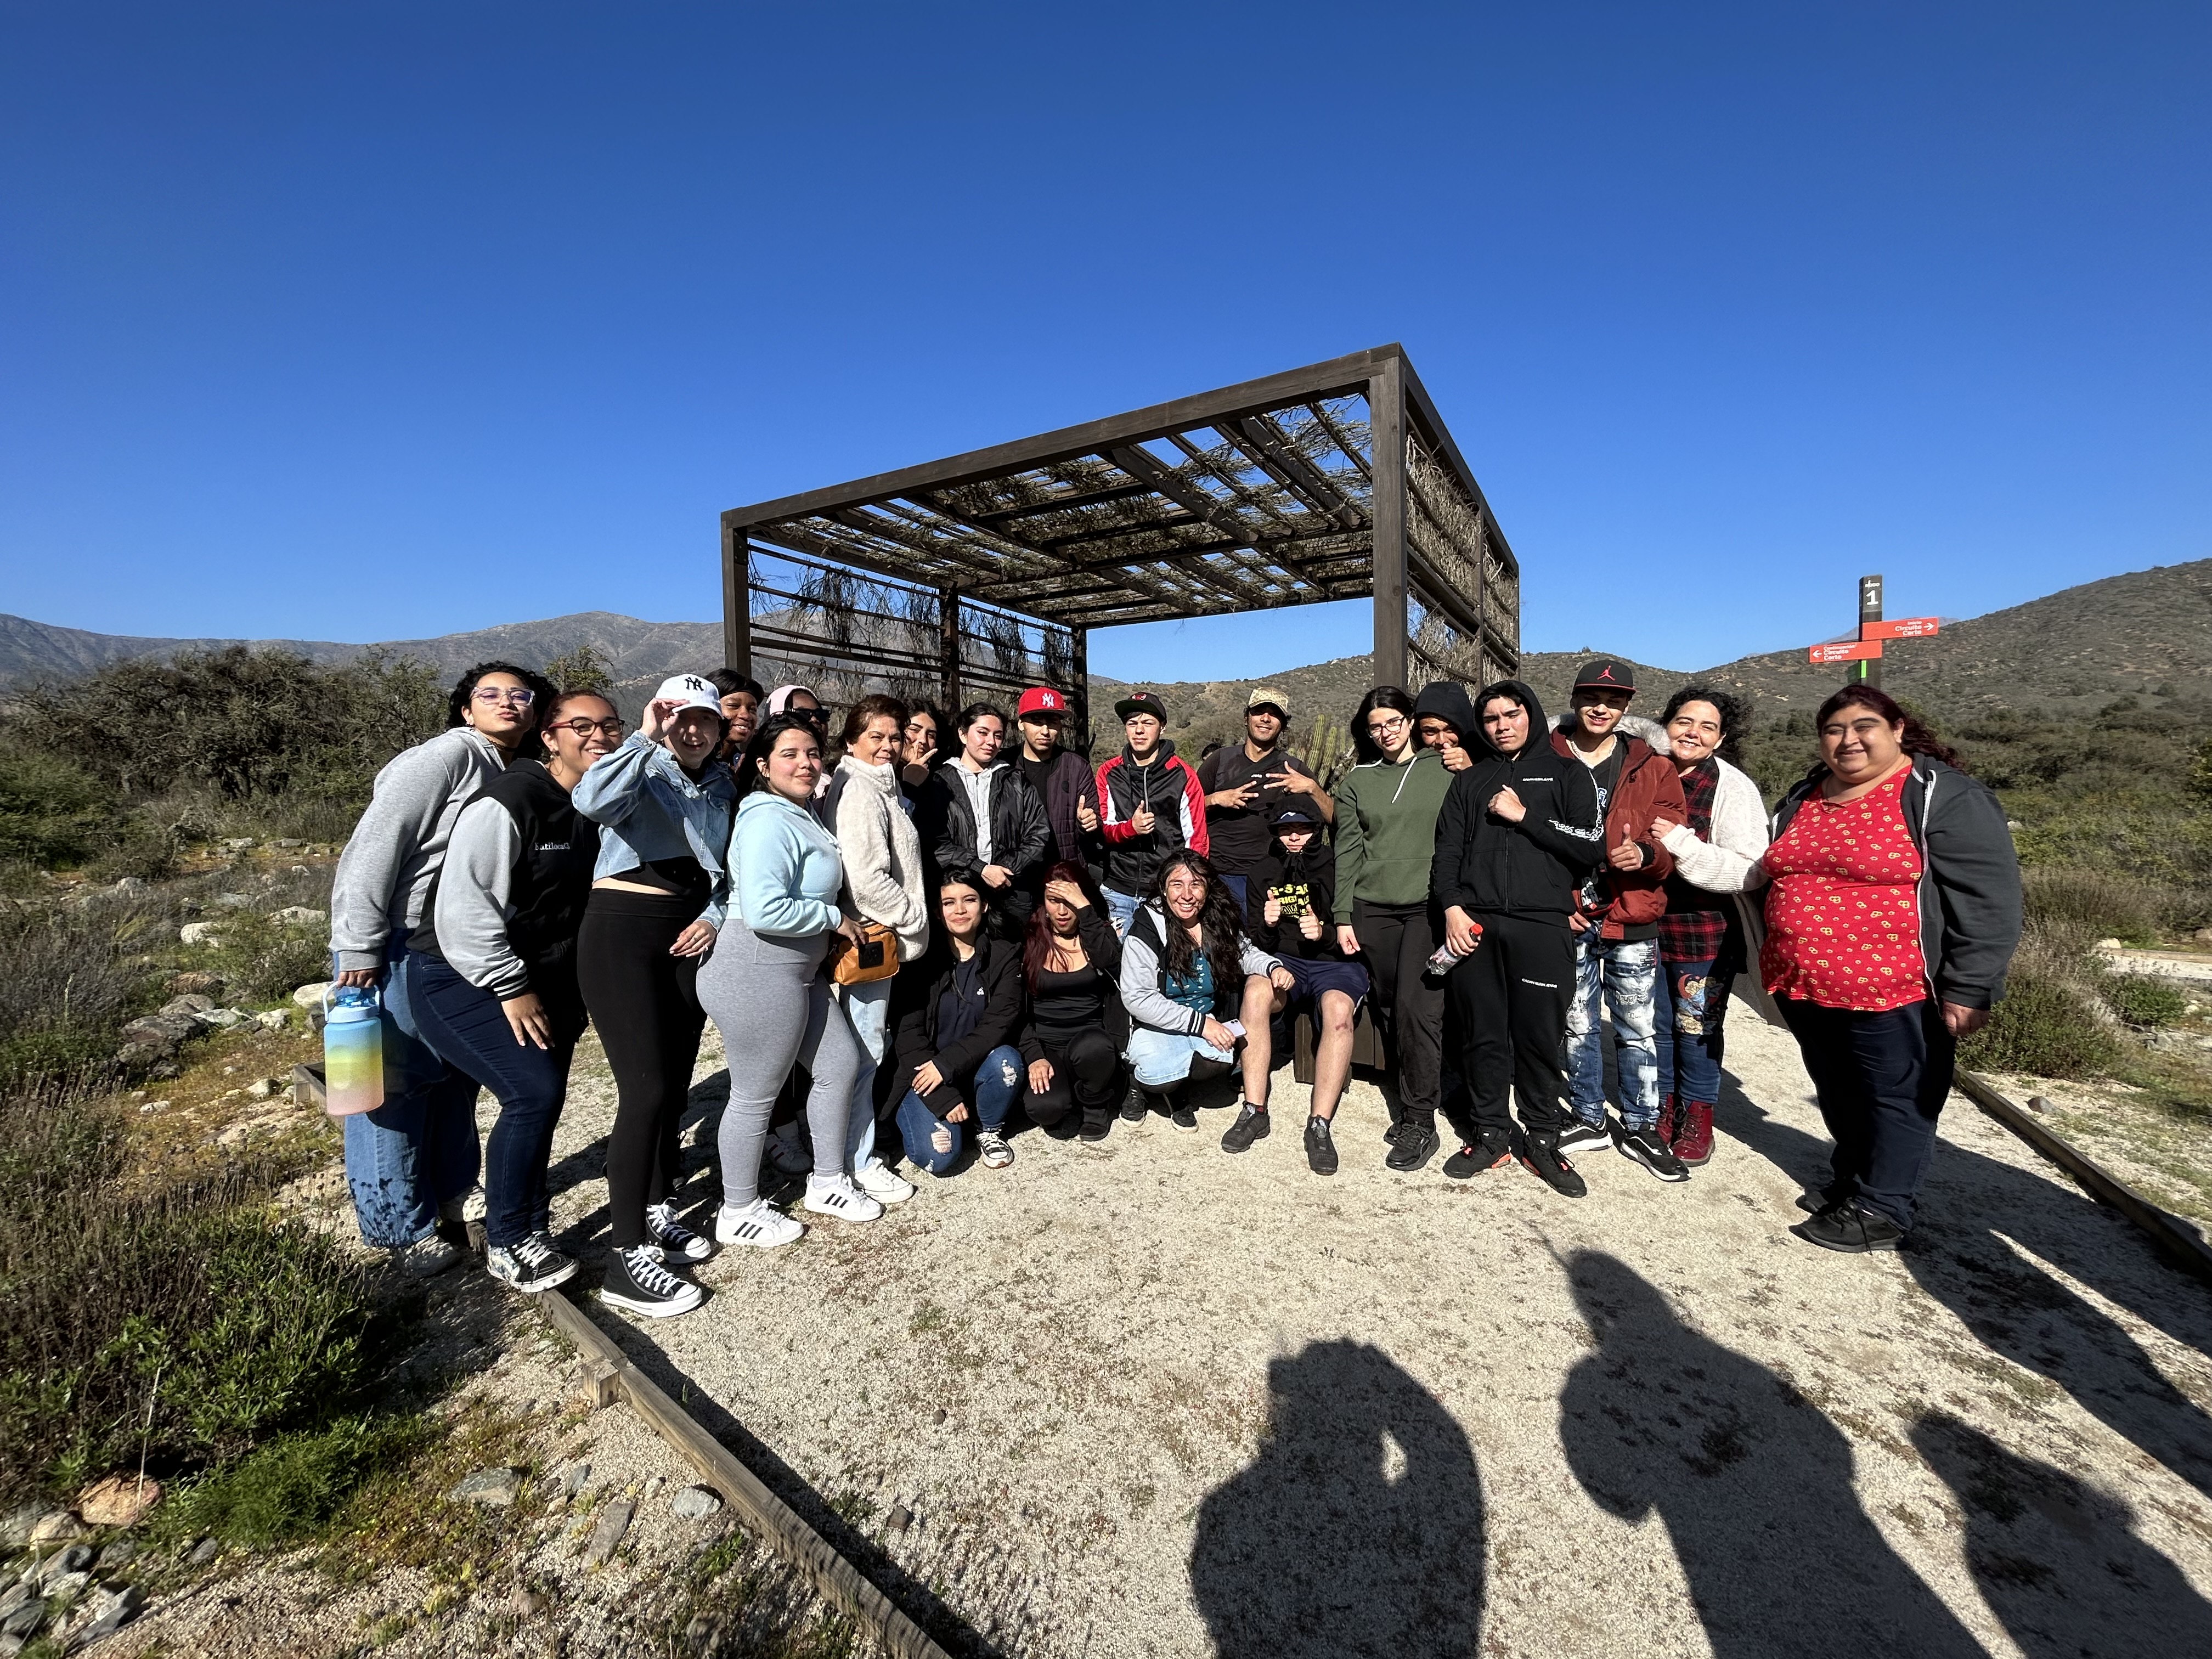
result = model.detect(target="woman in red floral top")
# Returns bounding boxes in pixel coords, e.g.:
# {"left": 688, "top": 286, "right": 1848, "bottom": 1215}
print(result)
{"left": 1757, "top": 687, "right": 2021, "bottom": 1254}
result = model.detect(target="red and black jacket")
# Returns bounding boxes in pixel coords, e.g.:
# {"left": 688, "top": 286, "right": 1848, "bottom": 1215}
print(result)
{"left": 1095, "top": 740, "right": 1208, "bottom": 898}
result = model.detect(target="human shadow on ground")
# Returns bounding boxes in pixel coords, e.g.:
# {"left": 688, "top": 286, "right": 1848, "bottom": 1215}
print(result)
{"left": 1713, "top": 1072, "right": 2212, "bottom": 1502}
{"left": 1559, "top": 1251, "right": 1990, "bottom": 1658}
{"left": 1189, "top": 1339, "right": 1485, "bottom": 1658}
{"left": 1911, "top": 1410, "right": 2212, "bottom": 1658}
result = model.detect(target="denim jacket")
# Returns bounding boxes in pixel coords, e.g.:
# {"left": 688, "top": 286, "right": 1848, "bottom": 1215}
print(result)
{"left": 571, "top": 733, "right": 739, "bottom": 929}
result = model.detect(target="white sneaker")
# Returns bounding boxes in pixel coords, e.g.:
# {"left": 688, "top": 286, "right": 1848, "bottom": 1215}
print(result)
{"left": 802, "top": 1173, "right": 883, "bottom": 1223}
{"left": 391, "top": 1234, "right": 460, "bottom": 1278}
{"left": 714, "top": 1198, "right": 804, "bottom": 1250}
{"left": 975, "top": 1130, "right": 1014, "bottom": 1170}
{"left": 767, "top": 1127, "right": 815, "bottom": 1178}
{"left": 853, "top": 1160, "right": 916, "bottom": 1205}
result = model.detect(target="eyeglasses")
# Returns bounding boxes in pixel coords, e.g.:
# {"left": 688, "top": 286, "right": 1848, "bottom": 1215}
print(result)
{"left": 1366, "top": 713, "right": 1408, "bottom": 737}
{"left": 472, "top": 686, "right": 535, "bottom": 707}
{"left": 549, "top": 717, "right": 628, "bottom": 738}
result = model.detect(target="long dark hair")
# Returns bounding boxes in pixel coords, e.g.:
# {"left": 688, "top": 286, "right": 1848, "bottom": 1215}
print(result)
{"left": 1659, "top": 685, "right": 1748, "bottom": 766}
{"left": 1144, "top": 850, "right": 1246, "bottom": 996}
{"left": 1351, "top": 686, "right": 1416, "bottom": 764}
{"left": 1023, "top": 859, "right": 1105, "bottom": 992}
{"left": 738, "top": 712, "right": 825, "bottom": 798}
{"left": 447, "top": 661, "right": 555, "bottom": 729}
{"left": 1813, "top": 686, "right": 1968, "bottom": 774}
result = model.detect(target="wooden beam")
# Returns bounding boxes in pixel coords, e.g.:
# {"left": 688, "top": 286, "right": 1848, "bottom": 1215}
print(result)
{"left": 1370, "top": 357, "right": 1408, "bottom": 689}
{"left": 723, "top": 524, "right": 751, "bottom": 676}
{"left": 1070, "top": 625, "right": 1091, "bottom": 754}
{"left": 1226, "top": 415, "right": 1364, "bottom": 529}
{"left": 1400, "top": 356, "right": 1520, "bottom": 582}
{"left": 1305, "top": 400, "right": 1372, "bottom": 481}
{"left": 939, "top": 588, "right": 961, "bottom": 712}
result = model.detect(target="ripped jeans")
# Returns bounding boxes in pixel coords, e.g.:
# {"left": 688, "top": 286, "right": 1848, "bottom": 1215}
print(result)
{"left": 1563, "top": 932, "right": 1662, "bottom": 1132}
{"left": 894, "top": 1044, "right": 1023, "bottom": 1177}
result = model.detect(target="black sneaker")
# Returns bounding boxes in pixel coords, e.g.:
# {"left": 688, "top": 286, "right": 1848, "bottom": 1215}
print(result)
{"left": 1221, "top": 1103, "right": 1270, "bottom": 1153}
{"left": 644, "top": 1201, "right": 713, "bottom": 1263}
{"left": 1555, "top": 1116, "right": 1611, "bottom": 1154}
{"left": 1793, "top": 1199, "right": 1905, "bottom": 1253}
{"left": 1615, "top": 1126, "right": 1690, "bottom": 1183}
{"left": 1304, "top": 1116, "right": 1338, "bottom": 1176}
{"left": 1382, "top": 1121, "right": 1401, "bottom": 1146}
{"left": 1120, "top": 1087, "right": 1148, "bottom": 1124}
{"left": 1385, "top": 1122, "right": 1439, "bottom": 1172}
{"left": 1796, "top": 1186, "right": 1848, "bottom": 1214}
{"left": 1443, "top": 1133, "right": 1514, "bottom": 1180}
{"left": 1170, "top": 1102, "right": 1198, "bottom": 1133}
{"left": 601, "top": 1245, "right": 704, "bottom": 1318}
{"left": 1519, "top": 1131, "right": 1588, "bottom": 1198}
{"left": 486, "top": 1233, "right": 578, "bottom": 1294}
{"left": 1079, "top": 1111, "right": 1111, "bottom": 1143}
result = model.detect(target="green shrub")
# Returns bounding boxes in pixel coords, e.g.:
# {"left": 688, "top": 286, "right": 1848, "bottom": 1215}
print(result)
{"left": 1960, "top": 969, "right": 2122, "bottom": 1079}
{"left": 2021, "top": 865, "right": 2162, "bottom": 946}
{"left": 201, "top": 907, "right": 330, "bottom": 1003}
{"left": 156, "top": 1413, "right": 430, "bottom": 1548}
{"left": 0, "top": 751, "right": 105, "bottom": 868}
{"left": 2102, "top": 973, "right": 2188, "bottom": 1029}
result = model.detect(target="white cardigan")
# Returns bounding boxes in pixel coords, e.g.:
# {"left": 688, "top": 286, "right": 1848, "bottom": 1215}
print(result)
{"left": 1656, "top": 756, "right": 1769, "bottom": 892}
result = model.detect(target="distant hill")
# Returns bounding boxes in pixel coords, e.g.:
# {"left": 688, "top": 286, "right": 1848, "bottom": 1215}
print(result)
{"left": 9, "top": 558, "right": 2210, "bottom": 738}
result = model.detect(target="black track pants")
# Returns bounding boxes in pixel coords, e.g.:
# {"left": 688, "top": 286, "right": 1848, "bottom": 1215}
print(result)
{"left": 1352, "top": 899, "right": 1447, "bottom": 1130}
{"left": 1024, "top": 1029, "right": 1122, "bottom": 1132}
{"left": 1448, "top": 911, "right": 1573, "bottom": 1137}
{"left": 577, "top": 889, "right": 706, "bottom": 1250}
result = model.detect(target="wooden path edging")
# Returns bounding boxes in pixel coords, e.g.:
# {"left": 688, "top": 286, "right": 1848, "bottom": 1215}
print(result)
{"left": 1955, "top": 1068, "right": 2212, "bottom": 1287}
{"left": 537, "top": 1286, "right": 953, "bottom": 1659}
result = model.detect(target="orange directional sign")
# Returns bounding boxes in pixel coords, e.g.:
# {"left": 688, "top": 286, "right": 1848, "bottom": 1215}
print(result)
{"left": 1861, "top": 616, "right": 1940, "bottom": 641}
{"left": 1809, "top": 640, "right": 1884, "bottom": 665}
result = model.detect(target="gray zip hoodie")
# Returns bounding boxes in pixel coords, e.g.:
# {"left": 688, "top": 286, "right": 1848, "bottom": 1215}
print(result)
{"left": 330, "top": 727, "right": 508, "bottom": 974}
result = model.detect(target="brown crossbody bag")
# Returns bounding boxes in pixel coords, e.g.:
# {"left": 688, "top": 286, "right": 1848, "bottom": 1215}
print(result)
{"left": 827, "top": 920, "right": 900, "bottom": 986}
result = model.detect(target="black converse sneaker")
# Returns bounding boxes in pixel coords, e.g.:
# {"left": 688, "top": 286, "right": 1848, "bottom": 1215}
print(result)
{"left": 1304, "top": 1115, "right": 1339, "bottom": 1176}
{"left": 1220, "top": 1103, "right": 1270, "bottom": 1153}
{"left": 601, "top": 1245, "right": 704, "bottom": 1318}
{"left": 644, "top": 1201, "right": 713, "bottom": 1262}
{"left": 1555, "top": 1115, "right": 1612, "bottom": 1154}
{"left": 486, "top": 1233, "right": 577, "bottom": 1294}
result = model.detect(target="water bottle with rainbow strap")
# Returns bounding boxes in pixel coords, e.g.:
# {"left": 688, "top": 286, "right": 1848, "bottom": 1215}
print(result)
{"left": 321, "top": 984, "right": 385, "bottom": 1116}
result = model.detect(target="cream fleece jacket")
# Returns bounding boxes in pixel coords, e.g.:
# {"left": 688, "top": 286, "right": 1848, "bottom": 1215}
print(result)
{"left": 829, "top": 755, "right": 930, "bottom": 961}
{"left": 1655, "top": 755, "right": 1769, "bottom": 892}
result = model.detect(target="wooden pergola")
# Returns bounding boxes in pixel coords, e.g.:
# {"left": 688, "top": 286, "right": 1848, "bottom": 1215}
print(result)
{"left": 719, "top": 343, "right": 1519, "bottom": 737}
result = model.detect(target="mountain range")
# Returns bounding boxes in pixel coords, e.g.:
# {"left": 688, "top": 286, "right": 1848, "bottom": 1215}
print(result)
{"left": 5, "top": 558, "right": 2209, "bottom": 740}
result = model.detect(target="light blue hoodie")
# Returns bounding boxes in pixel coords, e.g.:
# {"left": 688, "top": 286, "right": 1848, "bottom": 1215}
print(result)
{"left": 572, "top": 733, "right": 738, "bottom": 928}
{"left": 730, "top": 791, "right": 845, "bottom": 939}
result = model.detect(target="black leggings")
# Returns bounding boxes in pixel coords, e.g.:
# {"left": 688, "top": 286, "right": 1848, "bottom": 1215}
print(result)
{"left": 1448, "top": 911, "right": 1573, "bottom": 1137}
{"left": 1352, "top": 898, "right": 1447, "bottom": 1129}
{"left": 1024, "top": 1029, "right": 1122, "bottom": 1131}
{"left": 577, "top": 888, "right": 706, "bottom": 1250}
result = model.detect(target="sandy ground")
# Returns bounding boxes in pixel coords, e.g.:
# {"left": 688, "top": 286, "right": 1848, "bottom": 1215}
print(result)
{"left": 484, "top": 997, "right": 2212, "bottom": 1659}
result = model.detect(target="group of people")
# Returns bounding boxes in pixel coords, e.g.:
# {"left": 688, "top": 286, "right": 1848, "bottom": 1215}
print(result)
{"left": 328, "top": 652, "right": 2022, "bottom": 1317}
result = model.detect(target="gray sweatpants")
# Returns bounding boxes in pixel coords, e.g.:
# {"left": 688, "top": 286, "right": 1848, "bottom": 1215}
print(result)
{"left": 697, "top": 916, "right": 861, "bottom": 1209}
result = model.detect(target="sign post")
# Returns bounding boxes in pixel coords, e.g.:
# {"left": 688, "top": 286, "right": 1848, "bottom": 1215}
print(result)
{"left": 1857, "top": 574, "right": 1883, "bottom": 687}
{"left": 1803, "top": 574, "right": 1940, "bottom": 680}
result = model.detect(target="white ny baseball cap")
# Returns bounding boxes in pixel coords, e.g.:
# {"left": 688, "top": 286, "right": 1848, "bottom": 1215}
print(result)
{"left": 652, "top": 674, "right": 723, "bottom": 716}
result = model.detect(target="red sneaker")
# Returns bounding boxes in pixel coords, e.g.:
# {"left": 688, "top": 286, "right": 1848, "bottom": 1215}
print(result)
{"left": 1673, "top": 1100, "right": 1714, "bottom": 1166}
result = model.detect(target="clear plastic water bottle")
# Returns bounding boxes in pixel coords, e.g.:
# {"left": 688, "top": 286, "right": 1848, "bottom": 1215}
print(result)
{"left": 321, "top": 984, "right": 385, "bottom": 1117}
{"left": 1425, "top": 920, "right": 1482, "bottom": 976}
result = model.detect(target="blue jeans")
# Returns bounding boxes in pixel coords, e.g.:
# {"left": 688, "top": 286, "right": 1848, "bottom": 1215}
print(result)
{"left": 1563, "top": 932, "right": 1661, "bottom": 1132}
{"left": 340, "top": 944, "right": 483, "bottom": 1249}
{"left": 410, "top": 953, "right": 583, "bottom": 1250}
{"left": 894, "top": 1045, "right": 1022, "bottom": 1176}
{"left": 840, "top": 977, "right": 894, "bottom": 1173}
{"left": 1103, "top": 887, "right": 1142, "bottom": 938}
{"left": 1655, "top": 955, "right": 1730, "bottom": 1108}
{"left": 1126, "top": 1025, "right": 1235, "bottom": 1088}
{"left": 1218, "top": 873, "right": 1249, "bottom": 912}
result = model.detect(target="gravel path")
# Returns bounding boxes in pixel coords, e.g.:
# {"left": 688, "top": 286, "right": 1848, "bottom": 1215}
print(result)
{"left": 532, "top": 1003, "right": 2212, "bottom": 1658}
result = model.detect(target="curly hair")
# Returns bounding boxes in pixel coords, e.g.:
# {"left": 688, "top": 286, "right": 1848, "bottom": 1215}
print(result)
{"left": 445, "top": 661, "right": 556, "bottom": 730}
{"left": 1658, "top": 685, "right": 1750, "bottom": 765}
{"left": 1813, "top": 685, "right": 1969, "bottom": 774}
{"left": 1143, "top": 850, "right": 1248, "bottom": 1000}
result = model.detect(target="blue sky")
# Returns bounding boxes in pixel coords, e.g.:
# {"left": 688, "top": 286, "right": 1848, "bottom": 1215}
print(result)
{"left": 3, "top": 3, "right": 2206, "bottom": 679}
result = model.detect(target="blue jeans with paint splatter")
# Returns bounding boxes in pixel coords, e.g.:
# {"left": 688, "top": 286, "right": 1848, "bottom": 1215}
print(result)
{"left": 1655, "top": 955, "right": 1730, "bottom": 1108}
{"left": 1563, "top": 932, "right": 1661, "bottom": 1132}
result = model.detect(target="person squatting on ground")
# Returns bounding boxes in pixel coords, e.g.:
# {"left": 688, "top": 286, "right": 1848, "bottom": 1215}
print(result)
{"left": 1331, "top": 687, "right": 1455, "bottom": 1171}
{"left": 1548, "top": 660, "right": 1692, "bottom": 1183}
{"left": 1753, "top": 686, "right": 2021, "bottom": 1253}
{"left": 1430, "top": 679, "right": 1605, "bottom": 1195}
{"left": 825, "top": 693, "right": 930, "bottom": 1207}
{"left": 884, "top": 876, "right": 1028, "bottom": 1176}
{"left": 1018, "top": 861, "right": 1127, "bottom": 1143}
{"left": 1012, "top": 685, "right": 1104, "bottom": 893}
{"left": 926, "top": 702, "right": 1051, "bottom": 939}
{"left": 1197, "top": 685, "right": 1333, "bottom": 912}
{"left": 1118, "top": 850, "right": 1291, "bottom": 1142}
{"left": 1245, "top": 806, "right": 1369, "bottom": 1175}
{"left": 328, "top": 660, "right": 551, "bottom": 1275}
{"left": 573, "top": 674, "right": 740, "bottom": 1318}
{"left": 1646, "top": 686, "right": 1769, "bottom": 1169}
{"left": 695, "top": 713, "right": 874, "bottom": 1285}
{"left": 1096, "top": 691, "right": 1209, "bottom": 937}
{"left": 410, "top": 690, "right": 620, "bottom": 1294}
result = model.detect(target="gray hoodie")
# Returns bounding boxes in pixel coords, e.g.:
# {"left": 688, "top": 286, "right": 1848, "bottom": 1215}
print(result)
{"left": 329, "top": 727, "right": 509, "bottom": 974}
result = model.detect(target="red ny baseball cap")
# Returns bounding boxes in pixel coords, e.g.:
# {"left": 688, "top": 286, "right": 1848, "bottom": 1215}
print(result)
{"left": 1016, "top": 686, "right": 1067, "bottom": 718}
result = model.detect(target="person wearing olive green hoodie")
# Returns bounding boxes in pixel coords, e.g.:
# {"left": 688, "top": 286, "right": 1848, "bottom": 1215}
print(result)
{"left": 1331, "top": 685, "right": 1458, "bottom": 1171}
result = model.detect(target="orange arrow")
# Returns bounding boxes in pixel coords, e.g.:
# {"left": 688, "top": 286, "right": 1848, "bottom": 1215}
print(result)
{"left": 1862, "top": 617, "right": 1940, "bottom": 640}
{"left": 1809, "top": 640, "right": 1884, "bottom": 664}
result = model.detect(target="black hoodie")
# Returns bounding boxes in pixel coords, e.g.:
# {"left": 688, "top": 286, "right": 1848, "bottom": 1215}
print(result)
{"left": 1428, "top": 679, "right": 1605, "bottom": 919}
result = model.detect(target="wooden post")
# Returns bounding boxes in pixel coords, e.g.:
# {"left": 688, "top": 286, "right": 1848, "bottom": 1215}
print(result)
{"left": 1070, "top": 625, "right": 1091, "bottom": 757}
{"left": 939, "top": 586, "right": 961, "bottom": 712}
{"left": 1369, "top": 358, "right": 1408, "bottom": 689}
{"left": 1857, "top": 573, "right": 1883, "bottom": 689}
{"left": 721, "top": 523, "right": 751, "bottom": 676}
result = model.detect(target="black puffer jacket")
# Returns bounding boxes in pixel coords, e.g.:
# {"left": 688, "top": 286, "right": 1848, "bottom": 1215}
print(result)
{"left": 1429, "top": 679, "right": 1604, "bottom": 919}
{"left": 882, "top": 933, "right": 1026, "bottom": 1118}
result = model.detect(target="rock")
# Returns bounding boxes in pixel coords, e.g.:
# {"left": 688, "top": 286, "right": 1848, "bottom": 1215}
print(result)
{"left": 185, "top": 1537, "right": 219, "bottom": 1566}
{"left": 269, "top": 906, "right": 326, "bottom": 927}
{"left": 109, "top": 876, "right": 148, "bottom": 895}
{"left": 169, "top": 970, "right": 229, "bottom": 997}
{"left": 0, "top": 1596, "right": 44, "bottom": 1639}
{"left": 933, "top": 1407, "right": 947, "bottom": 1425}
{"left": 512, "top": 1588, "right": 548, "bottom": 1619}
{"left": 0, "top": 1506, "right": 42, "bottom": 1550}
{"left": 669, "top": 1486, "right": 723, "bottom": 1520}
{"left": 27, "top": 1511, "right": 88, "bottom": 1547}
{"left": 162, "top": 994, "right": 217, "bottom": 1018}
{"left": 448, "top": 1468, "right": 523, "bottom": 1508}
{"left": 685, "top": 1612, "right": 725, "bottom": 1649}
{"left": 178, "top": 922, "right": 223, "bottom": 947}
{"left": 79, "top": 1581, "right": 144, "bottom": 1640}
{"left": 292, "top": 981, "right": 334, "bottom": 1010}
{"left": 886, "top": 1505, "right": 913, "bottom": 1534}
{"left": 2095, "top": 936, "right": 2124, "bottom": 951}
{"left": 52, "top": 1544, "right": 95, "bottom": 1577}
{"left": 644, "top": 1475, "right": 665, "bottom": 1502}
{"left": 255, "top": 1009, "right": 289, "bottom": 1032}
{"left": 269, "top": 838, "right": 306, "bottom": 849}
{"left": 221, "top": 838, "right": 254, "bottom": 852}
{"left": 43, "top": 1570, "right": 89, "bottom": 1601}
{"left": 194, "top": 1007, "right": 246, "bottom": 1029}
{"left": 558, "top": 1462, "right": 592, "bottom": 1498}
{"left": 246, "top": 1079, "right": 273, "bottom": 1100}
{"left": 583, "top": 1499, "right": 634, "bottom": 1567}
{"left": 95, "top": 1538, "right": 137, "bottom": 1571}
{"left": 211, "top": 893, "right": 255, "bottom": 911}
